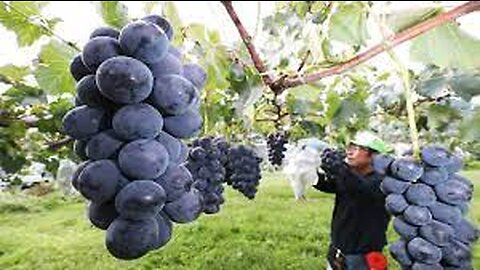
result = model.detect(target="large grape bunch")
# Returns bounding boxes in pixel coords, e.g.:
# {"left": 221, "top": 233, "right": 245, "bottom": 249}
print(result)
{"left": 65, "top": 15, "right": 207, "bottom": 260}
{"left": 225, "top": 145, "right": 263, "bottom": 199}
{"left": 184, "top": 137, "right": 229, "bottom": 215}
{"left": 376, "top": 146, "right": 479, "bottom": 269}
{"left": 266, "top": 131, "right": 288, "bottom": 166}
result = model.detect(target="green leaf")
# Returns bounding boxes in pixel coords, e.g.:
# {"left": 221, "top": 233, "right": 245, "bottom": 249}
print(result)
{"left": 162, "top": 2, "right": 182, "bottom": 46}
{"left": 34, "top": 41, "right": 77, "bottom": 95}
{"left": 311, "top": 2, "right": 330, "bottom": 24}
{"left": 162, "top": 2, "right": 181, "bottom": 29}
{"left": 4, "top": 85, "right": 45, "bottom": 104}
{"left": 98, "top": 1, "right": 129, "bottom": 29}
{"left": 143, "top": 2, "right": 160, "bottom": 15}
{"left": 331, "top": 96, "right": 369, "bottom": 127}
{"left": 0, "top": 121, "right": 28, "bottom": 173}
{"left": 37, "top": 97, "right": 74, "bottom": 133}
{"left": 328, "top": 2, "right": 369, "bottom": 46}
{"left": 425, "top": 103, "right": 461, "bottom": 131}
{"left": 449, "top": 73, "right": 480, "bottom": 101}
{"left": 460, "top": 109, "right": 480, "bottom": 141}
{"left": 186, "top": 23, "right": 207, "bottom": 42}
{"left": 286, "top": 85, "right": 324, "bottom": 116}
{"left": 291, "top": 2, "right": 309, "bottom": 19}
{"left": 0, "top": 65, "right": 30, "bottom": 82}
{"left": 207, "top": 29, "right": 221, "bottom": 45}
{"left": 325, "top": 90, "right": 342, "bottom": 122}
{"left": 386, "top": 6, "right": 442, "bottom": 33}
{"left": 0, "top": 2, "right": 59, "bottom": 47}
{"left": 50, "top": 97, "right": 74, "bottom": 117}
{"left": 234, "top": 85, "right": 263, "bottom": 118}
{"left": 415, "top": 75, "right": 448, "bottom": 98}
{"left": 410, "top": 22, "right": 480, "bottom": 70}
{"left": 0, "top": 149, "right": 27, "bottom": 174}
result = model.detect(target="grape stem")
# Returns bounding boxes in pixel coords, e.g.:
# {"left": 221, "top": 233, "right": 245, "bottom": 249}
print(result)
{"left": 388, "top": 51, "right": 421, "bottom": 159}
{"left": 297, "top": 50, "right": 311, "bottom": 72}
{"left": 2, "top": 2, "right": 81, "bottom": 52}
{"left": 221, "top": 1, "right": 480, "bottom": 94}
{"left": 47, "top": 137, "right": 74, "bottom": 150}
{"left": 377, "top": 10, "right": 420, "bottom": 159}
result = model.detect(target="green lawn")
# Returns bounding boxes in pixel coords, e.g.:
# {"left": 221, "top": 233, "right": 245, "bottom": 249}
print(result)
{"left": 0, "top": 171, "right": 479, "bottom": 270}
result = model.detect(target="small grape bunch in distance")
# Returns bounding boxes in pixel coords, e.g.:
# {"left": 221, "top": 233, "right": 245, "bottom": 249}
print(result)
{"left": 225, "top": 144, "right": 263, "bottom": 199}
{"left": 266, "top": 131, "right": 289, "bottom": 167}
{"left": 185, "top": 136, "right": 229, "bottom": 215}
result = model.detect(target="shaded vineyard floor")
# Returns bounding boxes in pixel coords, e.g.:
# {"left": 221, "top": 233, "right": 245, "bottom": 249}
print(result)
{"left": 0, "top": 170, "right": 479, "bottom": 270}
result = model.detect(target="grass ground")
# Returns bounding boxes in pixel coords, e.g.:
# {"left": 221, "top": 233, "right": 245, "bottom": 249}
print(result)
{"left": 0, "top": 170, "right": 478, "bottom": 270}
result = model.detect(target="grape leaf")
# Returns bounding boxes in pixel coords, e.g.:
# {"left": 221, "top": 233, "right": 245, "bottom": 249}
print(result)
{"left": 98, "top": 1, "right": 129, "bottom": 29}
{"left": 329, "top": 2, "right": 369, "bottom": 46}
{"left": 34, "top": 41, "right": 77, "bottom": 95}
{"left": 411, "top": 22, "right": 480, "bottom": 70}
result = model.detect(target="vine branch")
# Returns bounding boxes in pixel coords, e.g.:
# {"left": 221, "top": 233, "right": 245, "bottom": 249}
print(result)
{"left": 221, "top": 1, "right": 274, "bottom": 88}
{"left": 222, "top": 1, "right": 480, "bottom": 94}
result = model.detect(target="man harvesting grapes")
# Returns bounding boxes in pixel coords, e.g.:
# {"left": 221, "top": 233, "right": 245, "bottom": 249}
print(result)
{"left": 313, "top": 131, "right": 392, "bottom": 270}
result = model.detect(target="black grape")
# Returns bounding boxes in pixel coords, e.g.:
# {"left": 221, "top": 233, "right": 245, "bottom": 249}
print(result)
{"left": 380, "top": 176, "right": 411, "bottom": 195}
{"left": 163, "top": 188, "right": 203, "bottom": 224}
{"left": 421, "top": 145, "right": 451, "bottom": 167}
{"left": 389, "top": 158, "right": 424, "bottom": 182}
{"left": 90, "top": 26, "right": 120, "bottom": 39}
{"left": 96, "top": 56, "right": 154, "bottom": 104}
{"left": 105, "top": 217, "right": 158, "bottom": 260}
{"left": 115, "top": 180, "right": 166, "bottom": 220}
{"left": 82, "top": 36, "right": 121, "bottom": 71}
{"left": 182, "top": 63, "right": 207, "bottom": 90}
{"left": 163, "top": 109, "right": 202, "bottom": 139}
{"left": 118, "top": 139, "right": 169, "bottom": 179}
{"left": 393, "top": 217, "right": 418, "bottom": 241}
{"left": 389, "top": 240, "right": 413, "bottom": 267}
{"left": 403, "top": 205, "right": 432, "bottom": 226}
{"left": 148, "top": 53, "right": 182, "bottom": 78}
{"left": 70, "top": 54, "right": 91, "bottom": 81}
{"left": 155, "top": 131, "right": 182, "bottom": 163}
{"left": 141, "top": 15, "right": 174, "bottom": 40}
{"left": 154, "top": 165, "right": 193, "bottom": 203}
{"left": 112, "top": 103, "right": 163, "bottom": 141}
{"left": 152, "top": 211, "right": 173, "bottom": 249}
{"left": 76, "top": 75, "right": 116, "bottom": 109}
{"left": 404, "top": 183, "right": 437, "bottom": 207}
{"left": 88, "top": 200, "right": 118, "bottom": 230}
{"left": 85, "top": 130, "right": 124, "bottom": 160}
{"left": 168, "top": 46, "right": 182, "bottom": 59}
{"left": 149, "top": 74, "right": 198, "bottom": 115}
{"left": 71, "top": 161, "right": 91, "bottom": 191}
{"left": 418, "top": 220, "right": 454, "bottom": 247}
{"left": 407, "top": 237, "right": 442, "bottom": 264}
{"left": 119, "top": 20, "right": 169, "bottom": 64}
{"left": 61, "top": 105, "right": 105, "bottom": 139}
{"left": 77, "top": 160, "right": 121, "bottom": 203}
